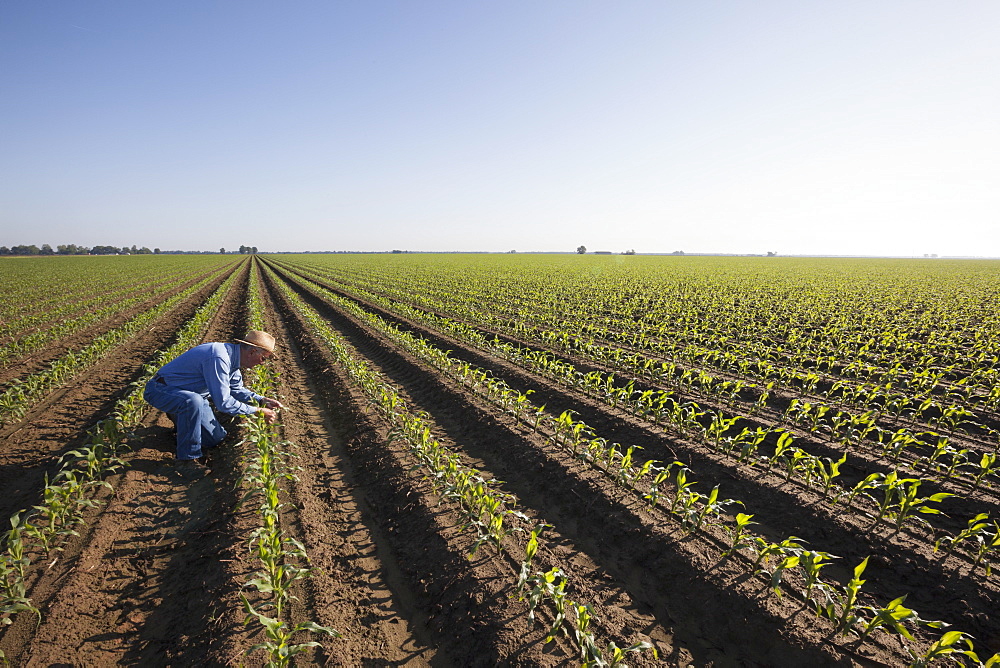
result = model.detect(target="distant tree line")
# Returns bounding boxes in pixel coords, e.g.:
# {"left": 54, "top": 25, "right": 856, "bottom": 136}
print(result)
{"left": 0, "top": 244, "right": 158, "bottom": 255}
{"left": 0, "top": 244, "right": 260, "bottom": 256}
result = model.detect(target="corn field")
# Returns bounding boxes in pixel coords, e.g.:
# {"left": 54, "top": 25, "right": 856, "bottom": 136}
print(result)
{"left": 2, "top": 252, "right": 1000, "bottom": 666}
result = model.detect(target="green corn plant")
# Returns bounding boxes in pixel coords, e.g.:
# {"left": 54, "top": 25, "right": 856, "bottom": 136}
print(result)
{"left": 643, "top": 462, "right": 682, "bottom": 510}
{"left": 581, "top": 436, "right": 609, "bottom": 467}
{"left": 935, "top": 513, "right": 990, "bottom": 557}
{"left": 845, "top": 471, "right": 881, "bottom": 510}
{"left": 2, "top": 512, "right": 36, "bottom": 590}
{"left": 921, "top": 435, "right": 955, "bottom": 475}
{"left": 806, "top": 403, "right": 831, "bottom": 435}
{"left": 970, "top": 520, "right": 1000, "bottom": 577}
{"left": 827, "top": 411, "right": 852, "bottom": 444}
{"left": 969, "top": 452, "right": 1000, "bottom": 493}
{"left": 522, "top": 566, "right": 565, "bottom": 627}
{"left": 797, "top": 451, "right": 824, "bottom": 490}
{"left": 703, "top": 412, "right": 740, "bottom": 452}
{"left": 611, "top": 445, "right": 640, "bottom": 488}
{"left": 721, "top": 379, "right": 747, "bottom": 407}
{"left": 766, "top": 431, "right": 796, "bottom": 471}
{"left": 568, "top": 420, "right": 594, "bottom": 456}
{"left": 587, "top": 639, "right": 656, "bottom": 668}
{"left": 720, "top": 512, "right": 756, "bottom": 559}
{"left": 530, "top": 404, "right": 550, "bottom": 433}
{"left": 939, "top": 446, "right": 969, "bottom": 482}
{"left": 817, "top": 556, "right": 869, "bottom": 637}
{"left": 783, "top": 448, "right": 811, "bottom": 483}
{"left": 866, "top": 472, "right": 911, "bottom": 527}
{"left": 798, "top": 549, "right": 837, "bottom": 594}
{"left": 890, "top": 480, "right": 953, "bottom": 533}
{"left": 750, "top": 382, "right": 773, "bottom": 415}
{"left": 573, "top": 604, "right": 603, "bottom": 666}
{"left": 543, "top": 573, "right": 569, "bottom": 643}
{"left": 690, "top": 485, "right": 741, "bottom": 535}
{"left": 647, "top": 393, "right": 673, "bottom": 427}
{"left": 674, "top": 488, "right": 705, "bottom": 532}
{"left": 770, "top": 554, "right": 800, "bottom": 598}
{"left": 815, "top": 454, "right": 847, "bottom": 502}
{"left": 883, "top": 429, "right": 921, "bottom": 466}
{"left": 678, "top": 402, "right": 705, "bottom": 437}
{"left": 668, "top": 466, "right": 696, "bottom": 514}
{"left": 856, "top": 595, "right": 946, "bottom": 645}
{"left": 628, "top": 456, "right": 656, "bottom": 488}
{"left": 511, "top": 389, "right": 535, "bottom": 419}
{"left": 783, "top": 398, "right": 805, "bottom": 426}
{"left": 906, "top": 630, "right": 980, "bottom": 668}
{"left": 242, "top": 597, "right": 339, "bottom": 668}
{"left": 751, "top": 536, "right": 803, "bottom": 575}
{"left": 933, "top": 404, "right": 977, "bottom": 435}
{"left": 728, "top": 426, "right": 768, "bottom": 465}
{"left": 516, "top": 523, "right": 550, "bottom": 592}
{"left": 552, "top": 410, "right": 577, "bottom": 448}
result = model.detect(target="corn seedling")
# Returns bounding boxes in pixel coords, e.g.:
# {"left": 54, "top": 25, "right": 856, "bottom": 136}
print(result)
{"left": 817, "top": 556, "right": 869, "bottom": 637}
{"left": 906, "top": 630, "right": 980, "bottom": 668}
{"left": 721, "top": 512, "right": 757, "bottom": 559}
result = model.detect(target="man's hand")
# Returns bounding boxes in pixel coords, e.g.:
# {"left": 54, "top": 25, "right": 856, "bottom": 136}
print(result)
{"left": 262, "top": 397, "right": 284, "bottom": 410}
{"left": 259, "top": 407, "right": 279, "bottom": 424}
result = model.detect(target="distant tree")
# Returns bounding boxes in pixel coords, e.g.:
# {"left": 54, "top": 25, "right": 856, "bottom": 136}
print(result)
{"left": 239, "top": 245, "right": 248, "bottom": 254}
{"left": 0, "top": 246, "right": 8, "bottom": 255}
{"left": 766, "top": 251, "right": 777, "bottom": 257}
{"left": 40, "top": 244, "right": 54, "bottom": 255}
{"left": 220, "top": 247, "right": 227, "bottom": 254}
{"left": 138, "top": 247, "right": 152, "bottom": 254}
{"left": 576, "top": 245, "right": 587, "bottom": 254}
{"left": 12, "top": 244, "right": 40, "bottom": 255}
{"left": 153, "top": 248, "right": 161, "bottom": 254}
{"left": 623, "top": 249, "right": 636, "bottom": 255}
{"left": 508, "top": 250, "right": 517, "bottom": 253}
{"left": 671, "top": 250, "right": 685, "bottom": 255}
{"left": 91, "top": 245, "right": 119, "bottom": 255}
{"left": 251, "top": 246, "right": 258, "bottom": 254}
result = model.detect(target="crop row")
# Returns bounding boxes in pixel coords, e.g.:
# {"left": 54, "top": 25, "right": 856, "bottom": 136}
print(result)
{"left": 238, "top": 264, "right": 337, "bottom": 665}
{"left": 269, "top": 262, "right": 1000, "bottom": 665}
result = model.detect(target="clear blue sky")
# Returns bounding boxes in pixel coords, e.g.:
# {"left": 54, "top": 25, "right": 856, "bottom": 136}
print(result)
{"left": 2, "top": 2, "right": 997, "bottom": 256}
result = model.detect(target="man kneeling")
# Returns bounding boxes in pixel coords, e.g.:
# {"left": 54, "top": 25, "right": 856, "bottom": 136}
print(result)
{"left": 143, "top": 330, "right": 284, "bottom": 469}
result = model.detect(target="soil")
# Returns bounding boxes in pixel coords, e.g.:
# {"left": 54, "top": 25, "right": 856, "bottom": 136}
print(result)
{"left": 1, "top": 256, "right": 992, "bottom": 666}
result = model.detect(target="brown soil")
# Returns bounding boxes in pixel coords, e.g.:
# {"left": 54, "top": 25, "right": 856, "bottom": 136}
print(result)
{"left": 1, "top": 256, "right": 988, "bottom": 666}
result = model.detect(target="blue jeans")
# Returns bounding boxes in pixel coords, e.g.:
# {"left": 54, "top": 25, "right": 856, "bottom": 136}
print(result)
{"left": 143, "top": 380, "right": 227, "bottom": 460}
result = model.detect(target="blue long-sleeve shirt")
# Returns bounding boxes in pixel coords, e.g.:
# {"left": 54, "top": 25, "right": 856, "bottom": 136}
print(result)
{"left": 155, "top": 342, "right": 264, "bottom": 415}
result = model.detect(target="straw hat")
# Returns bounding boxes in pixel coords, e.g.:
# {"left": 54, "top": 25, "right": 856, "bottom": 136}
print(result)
{"left": 235, "top": 330, "right": 276, "bottom": 354}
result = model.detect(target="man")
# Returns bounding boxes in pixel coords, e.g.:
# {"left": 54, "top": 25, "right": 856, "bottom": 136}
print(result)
{"left": 143, "top": 330, "right": 284, "bottom": 469}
